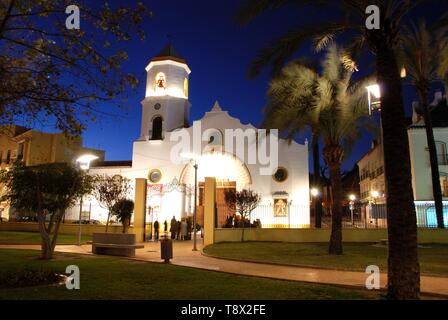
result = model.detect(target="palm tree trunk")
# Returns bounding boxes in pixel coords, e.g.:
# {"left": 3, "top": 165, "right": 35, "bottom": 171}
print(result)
{"left": 418, "top": 90, "right": 445, "bottom": 229}
{"left": 324, "top": 145, "right": 343, "bottom": 255}
{"left": 312, "top": 133, "right": 323, "bottom": 228}
{"left": 376, "top": 46, "right": 420, "bottom": 299}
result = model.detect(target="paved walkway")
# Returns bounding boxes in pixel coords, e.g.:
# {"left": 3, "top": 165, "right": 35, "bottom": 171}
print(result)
{"left": 1, "top": 240, "right": 447, "bottom": 297}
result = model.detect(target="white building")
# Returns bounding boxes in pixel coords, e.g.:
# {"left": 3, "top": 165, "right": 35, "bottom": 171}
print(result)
{"left": 408, "top": 93, "right": 448, "bottom": 202}
{"left": 67, "top": 45, "right": 310, "bottom": 228}
{"left": 358, "top": 92, "right": 448, "bottom": 227}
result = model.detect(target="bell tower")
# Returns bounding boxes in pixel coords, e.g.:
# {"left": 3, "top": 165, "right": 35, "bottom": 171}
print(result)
{"left": 140, "top": 44, "right": 191, "bottom": 140}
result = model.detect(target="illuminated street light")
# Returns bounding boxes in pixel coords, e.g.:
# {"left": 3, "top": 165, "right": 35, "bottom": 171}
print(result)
{"left": 349, "top": 194, "right": 356, "bottom": 225}
{"left": 366, "top": 84, "right": 382, "bottom": 115}
{"left": 76, "top": 154, "right": 99, "bottom": 170}
{"left": 371, "top": 190, "right": 380, "bottom": 199}
{"left": 75, "top": 154, "right": 99, "bottom": 246}
{"left": 310, "top": 188, "right": 319, "bottom": 197}
{"left": 400, "top": 67, "right": 407, "bottom": 78}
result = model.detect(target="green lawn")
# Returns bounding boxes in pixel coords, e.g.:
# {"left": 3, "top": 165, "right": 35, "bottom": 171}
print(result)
{"left": 204, "top": 242, "right": 448, "bottom": 276}
{"left": 0, "top": 231, "right": 91, "bottom": 245}
{"left": 0, "top": 249, "right": 381, "bottom": 300}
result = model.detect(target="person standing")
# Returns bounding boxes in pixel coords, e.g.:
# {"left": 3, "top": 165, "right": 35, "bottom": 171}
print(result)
{"left": 153, "top": 220, "right": 159, "bottom": 240}
{"left": 176, "top": 220, "right": 182, "bottom": 240}
{"left": 180, "top": 219, "right": 188, "bottom": 240}
{"left": 186, "top": 218, "right": 192, "bottom": 240}
{"left": 163, "top": 220, "right": 168, "bottom": 238}
{"left": 170, "top": 216, "right": 177, "bottom": 239}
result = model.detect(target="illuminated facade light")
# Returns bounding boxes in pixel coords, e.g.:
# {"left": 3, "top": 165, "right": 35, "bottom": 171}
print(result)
{"left": 76, "top": 154, "right": 99, "bottom": 170}
{"left": 371, "top": 190, "right": 380, "bottom": 198}
{"left": 310, "top": 188, "right": 319, "bottom": 197}
{"left": 366, "top": 84, "right": 382, "bottom": 115}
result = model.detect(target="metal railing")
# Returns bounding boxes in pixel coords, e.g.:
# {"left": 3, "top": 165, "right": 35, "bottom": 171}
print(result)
{"left": 217, "top": 204, "right": 309, "bottom": 229}
{"left": 217, "top": 202, "right": 447, "bottom": 229}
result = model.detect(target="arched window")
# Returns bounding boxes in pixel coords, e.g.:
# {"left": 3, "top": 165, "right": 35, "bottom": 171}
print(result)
{"left": 151, "top": 116, "right": 163, "bottom": 140}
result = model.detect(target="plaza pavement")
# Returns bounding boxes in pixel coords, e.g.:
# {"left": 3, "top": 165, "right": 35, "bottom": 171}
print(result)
{"left": 1, "top": 240, "right": 447, "bottom": 297}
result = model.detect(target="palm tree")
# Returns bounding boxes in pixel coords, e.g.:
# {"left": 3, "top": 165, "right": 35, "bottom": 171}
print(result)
{"left": 399, "top": 20, "right": 448, "bottom": 229}
{"left": 263, "top": 45, "right": 370, "bottom": 254}
{"left": 235, "top": 0, "right": 438, "bottom": 299}
{"left": 261, "top": 59, "right": 324, "bottom": 229}
{"left": 435, "top": 13, "right": 448, "bottom": 93}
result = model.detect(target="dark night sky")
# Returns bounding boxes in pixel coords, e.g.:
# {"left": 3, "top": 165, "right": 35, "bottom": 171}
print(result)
{"left": 41, "top": 0, "right": 448, "bottom": 172}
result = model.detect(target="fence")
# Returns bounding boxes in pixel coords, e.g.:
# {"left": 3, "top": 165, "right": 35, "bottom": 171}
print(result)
{"left": 218, "top": 202, "right": 448, "bottom": 230}
{"left": 321, "top": 202, "right": 448, "bottom": 229}
{"left": 217, "top": 204, "right": 309, "bottom": 229}
{"left": 415, "top": 202, "right": 448, "bottom": 228}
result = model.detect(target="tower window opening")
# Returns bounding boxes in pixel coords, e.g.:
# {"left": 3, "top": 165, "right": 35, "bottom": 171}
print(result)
{"left": 155, "top": 72, "right": 166, "bottom": 91}
{"left": 151, "top": 116, "right": 163, "bottom": 140}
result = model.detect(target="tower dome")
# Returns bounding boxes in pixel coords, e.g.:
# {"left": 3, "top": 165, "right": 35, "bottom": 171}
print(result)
{"left": 151, "top": 44, "right": 187, "bottom": 64}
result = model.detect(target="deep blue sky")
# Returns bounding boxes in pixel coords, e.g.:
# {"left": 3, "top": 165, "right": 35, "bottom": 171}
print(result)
{"left": 60, "top": 1, "right": 448, "bottom": 172}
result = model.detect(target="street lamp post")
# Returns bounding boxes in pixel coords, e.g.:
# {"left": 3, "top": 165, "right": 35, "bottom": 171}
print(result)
{"left": 310, "top": 188, "right": 319, "bottom": 228}
{"left": 349, "top": 194, "right": 356, "bottom": 226}
{"left": 76, "top": 154, "right": 99, "bottom": 246}
{"left": 181, "top": 152, "right": 199, "bottom": 251}
{"left": 192, "top": 162, "right": 198, "bottom": 251}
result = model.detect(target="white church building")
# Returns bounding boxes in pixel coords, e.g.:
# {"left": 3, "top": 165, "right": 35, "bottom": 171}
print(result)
{"left": 67, "top": 45, "right": 310, "bottom": 229}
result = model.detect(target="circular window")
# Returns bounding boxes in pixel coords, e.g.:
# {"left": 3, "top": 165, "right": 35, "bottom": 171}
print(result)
{"left": 154, "top": 103, "right": 161, "bottom": 110}
{"left": 205, "top": 129, "right": 222, "bottom": 146}
{"left": 148, "top": 169, "right": 162, "bottom": 183}
{"left": 273, "top": 167, "right": 288, "bottom": 183}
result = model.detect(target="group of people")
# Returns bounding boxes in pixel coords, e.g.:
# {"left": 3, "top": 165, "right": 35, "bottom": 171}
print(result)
{"left": 169, "top": 216, "right": 191, "bottom": 240}
{"left": 223, "top": 214, "right": 262, "bottom": 229}
{"left": 152, "top": 217, "right": 192, "bottom": 241}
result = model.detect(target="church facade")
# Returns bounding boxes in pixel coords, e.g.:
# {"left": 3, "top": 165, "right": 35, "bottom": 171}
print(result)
{"left": 67, "top": 45, "right": 310, "bottom": 229}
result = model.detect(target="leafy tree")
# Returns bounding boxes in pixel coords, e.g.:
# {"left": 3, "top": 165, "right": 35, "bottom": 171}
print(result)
{"left": 235, "top": 0, "right": 442, "bottom": 299}
{"left": 399, "top": 20, "right": 448, "bottom": 229}
{"left": 111, "top": 198, "right": 134, "bottom": 233}
{"left": 0, "top": 162, "right": 94, "bottom": 259}
{"left": 93, "top": 175, "right": 131, "bottom": 232}
{"left": 224, "top": 189, "right": 261, "bottom": 242}
{"left": 264, "top": 45, "right": 371, "bottom": 254}
{"left": 0, "top": 0, "right": 151, "bottom": 136}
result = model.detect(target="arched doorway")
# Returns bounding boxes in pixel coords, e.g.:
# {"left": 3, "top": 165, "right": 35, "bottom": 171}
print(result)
{"left": 179, "top": 152, "right": 252, "bottom": 227}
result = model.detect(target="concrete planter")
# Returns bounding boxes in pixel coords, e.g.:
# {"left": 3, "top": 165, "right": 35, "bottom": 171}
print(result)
{"left": 92, "top": 232, "right": 143, "bottom": 257}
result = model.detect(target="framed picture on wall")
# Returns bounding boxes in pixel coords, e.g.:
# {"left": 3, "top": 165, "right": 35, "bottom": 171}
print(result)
{"left": 273, "top": 198, "right": 288, "bottom": 217}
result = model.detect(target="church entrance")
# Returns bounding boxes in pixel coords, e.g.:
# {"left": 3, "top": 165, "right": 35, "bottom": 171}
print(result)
{"left": 179, "top": 151, "right": 252, "bottom": 229}
{"left": 198, "top": 180, "right": 236, "bottom": 228}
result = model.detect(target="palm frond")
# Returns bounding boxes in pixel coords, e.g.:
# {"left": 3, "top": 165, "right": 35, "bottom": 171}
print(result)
{"left": 235, "top": 0, "right": 292, "bottom": 26}
{"left": 248, "top": 23, "right": 353, "bottom": 78}
{"left": 399, "top": 19, "right": 441, "bottom": 92}
{"left": 313, "top": 33, "right": 335, "bottom": 52}
{"left": 235, "top": 0, "right": 332, "bottom": 26}
{"left": 263, "top": 45, "right": 373, "bottom": 163}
